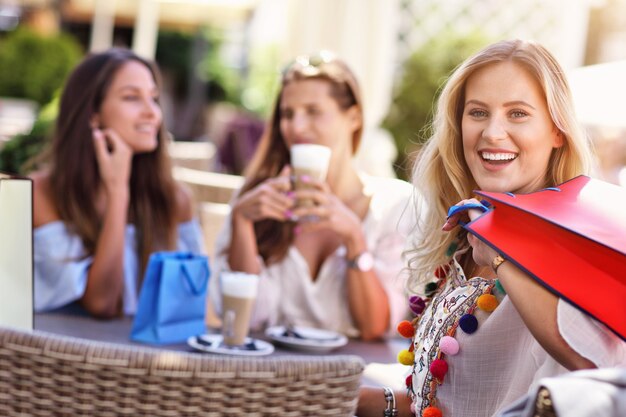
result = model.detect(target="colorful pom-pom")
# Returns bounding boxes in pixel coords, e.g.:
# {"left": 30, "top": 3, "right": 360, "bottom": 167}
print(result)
{"left": 405, "top": 374, "right": 413, "bottom": 388}
{"left": 477, "top": 294, "right": 498, "bottom": 312}
{"left": 429, "top": 358, "right": 448, "bottom": 380}
{"left": 434, "top": 264, "right": 449, "bottom": 279}
{"left": 409, "top": 296, "right": 426, "bottom": 315}
{"left": 397, "top": 320, "right": 416, "bottom": 338}
{"left": 425, "top": 282, "right": 438, "bottom": 297}
{"left": 422, "top": 406, "right": 443, "bottom": 417}
{"left": 397, "top": 349, "right": 415, "bottom": 366}
{"left": 495, "top": 279, "right": 506, "bottom": 295}
{"left": 408, "top": 295, "right": 421, "bottom": 305}
{"left": 439, "top": 335, "right": 460, "bottom": 355}
{"left": 459, "top": 314, "right": 478, "bottom": 334}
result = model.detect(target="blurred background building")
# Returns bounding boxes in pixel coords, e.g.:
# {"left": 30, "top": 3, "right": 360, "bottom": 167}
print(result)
{"left": 1, "top": 0, "right": 625, "bottom": 183}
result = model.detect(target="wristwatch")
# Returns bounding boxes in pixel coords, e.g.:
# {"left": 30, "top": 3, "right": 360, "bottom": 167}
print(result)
{"left": 347, "top": 251, "right": 374, "bottom": 272}
{"left": 492, "top": 254, "right": 507, "bottom": 273}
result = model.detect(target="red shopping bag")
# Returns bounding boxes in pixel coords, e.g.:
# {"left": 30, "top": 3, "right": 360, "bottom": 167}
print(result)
{"left": 465, "top": 175, "right": 626, "bottom": 340}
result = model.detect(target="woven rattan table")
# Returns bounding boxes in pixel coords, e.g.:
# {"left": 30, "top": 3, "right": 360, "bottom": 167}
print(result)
{"left": 1, "top": 324, "right": 364, "bottom": 416}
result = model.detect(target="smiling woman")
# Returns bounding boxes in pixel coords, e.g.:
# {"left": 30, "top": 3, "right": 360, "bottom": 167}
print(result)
{"left": 29, "top": 48, "right": 205, "bottom": 318}
{"left": 461, "top": 61, "right": 564, "bottom": 194}
{"left": 357, "top": 39, "right": 624, "bottom": 417}
{"left": 92, "top": 61, "right": 162, "bottom": 154}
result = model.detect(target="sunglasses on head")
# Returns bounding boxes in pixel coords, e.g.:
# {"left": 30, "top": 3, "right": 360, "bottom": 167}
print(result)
{"left": 282, "top": 50, "right": 337, "bottom": 76}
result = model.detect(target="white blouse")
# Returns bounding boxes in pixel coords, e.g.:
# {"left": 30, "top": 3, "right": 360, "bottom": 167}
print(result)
{"left": 410, "top": 258, "right": 626, "bottom": 417}
{"left": 210, "top": 175, "right": 416, "bottom": 337}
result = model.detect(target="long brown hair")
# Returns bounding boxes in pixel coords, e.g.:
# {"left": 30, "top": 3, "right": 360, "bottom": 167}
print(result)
{"left": 47, "top": 48, "right": 178, "bottom": 276}
{"left": 407, "top": 39, "right": 592, "bottom": 292}
{"left": 241, "top": 51, "right": 364, "bottom": 263}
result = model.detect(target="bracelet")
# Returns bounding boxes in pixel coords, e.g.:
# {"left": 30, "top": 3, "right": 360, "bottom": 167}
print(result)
{"left": 492, "top": 254, "right": 506, "bottom": 273}
{"left": 382, "top": 386, "right": 398, "bottom": 417}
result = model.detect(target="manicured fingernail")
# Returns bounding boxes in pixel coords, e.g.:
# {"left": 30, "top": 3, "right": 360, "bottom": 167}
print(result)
{"left": 294, "top": 226, "right": 301, "bottom": 235}
{"left": 301, "top": 175, "right": 310, "bottom": 183}
{"left": 284, "top": 210, "right": 293, "bottom": 218}
{"left": 287, "top": 191, "right": 295, "bottom": 198}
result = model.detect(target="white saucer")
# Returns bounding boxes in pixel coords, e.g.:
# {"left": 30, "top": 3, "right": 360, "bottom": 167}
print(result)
{"left": 188, "top": 334, "right": 274, "bottom": 356}
{"left": 265, "top": 326, "right": 348, "bottom": 353}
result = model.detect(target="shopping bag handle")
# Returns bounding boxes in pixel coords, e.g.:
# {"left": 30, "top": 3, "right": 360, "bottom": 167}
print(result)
{"left": 181, "top": 262, "right": 209, "bottom": 295}
{"left": 447, "top": 200, "right": 490, "bottom": 220}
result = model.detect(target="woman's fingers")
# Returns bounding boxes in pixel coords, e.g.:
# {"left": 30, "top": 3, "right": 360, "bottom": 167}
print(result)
{"left": 442, "top": 198, "right": 484, "bottom": 231}
{"left": 235, "top": 177, "right": 296, "bottom": 222}
{"left": 92, "top": 128, "right": 133, "bottom": 193}
{"left": 92, "top": 128, "right": 109, "bottom": 165}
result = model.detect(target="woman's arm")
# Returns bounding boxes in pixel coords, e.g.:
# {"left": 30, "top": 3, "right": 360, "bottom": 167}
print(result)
{"left": 447, "top": 199, "right": 597, "bottom": 370}
{"left": 493, "top": 259, "right": 596, "bottom": 370}
{"left": 357, "top": 387, "right": 413, "bottom": 417}
{"left": 344, "top": 229, "right": 391, "bottom": 341}
{"left": 80, "top": 128, "right": 132, "bottom": 318}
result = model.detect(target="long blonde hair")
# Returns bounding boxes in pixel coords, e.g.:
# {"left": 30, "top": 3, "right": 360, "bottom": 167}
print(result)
{"left": 407, "top": 39, "right": 592, "bottom": 292}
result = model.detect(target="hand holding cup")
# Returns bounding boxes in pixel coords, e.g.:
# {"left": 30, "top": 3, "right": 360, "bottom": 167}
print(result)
{"left": 290, "top": 144, "right": 331, "bottom": 208}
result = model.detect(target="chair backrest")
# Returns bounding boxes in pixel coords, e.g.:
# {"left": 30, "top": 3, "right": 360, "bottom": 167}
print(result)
{"left": 173, "top": 165, "right": 244, "bottom": 205}
{"left": 169, "top": 140, "right": 217, "bottom": 171}
{"left": 0, "top": 327, "right": 364, "bottom": 416}
{"left": 199, "top": 201, "right": 230, "bottom": 259}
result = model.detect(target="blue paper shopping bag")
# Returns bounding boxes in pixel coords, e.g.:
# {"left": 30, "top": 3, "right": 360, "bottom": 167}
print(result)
{"left": 131, "top": 251, "right": 210, "bottom": 344}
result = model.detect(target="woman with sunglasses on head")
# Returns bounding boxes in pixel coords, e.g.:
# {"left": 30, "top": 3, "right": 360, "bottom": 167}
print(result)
{"left": 210, "top": 51, "right": 413, "bottom": 340}
{"left": 31, "top": 49, "right": 204, "bottom": 318}
{"left": 357, "top": 39, "right": 625, "bottom": 416}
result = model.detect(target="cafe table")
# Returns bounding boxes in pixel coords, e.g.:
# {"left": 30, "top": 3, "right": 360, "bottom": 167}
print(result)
{"left": 35, "top": 307, "right": 410, "bottom": 389}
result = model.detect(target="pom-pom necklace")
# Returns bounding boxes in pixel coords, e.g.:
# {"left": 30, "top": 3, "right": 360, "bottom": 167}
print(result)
{"left": 396, "top": 247, "right": 506, "bottom": 417}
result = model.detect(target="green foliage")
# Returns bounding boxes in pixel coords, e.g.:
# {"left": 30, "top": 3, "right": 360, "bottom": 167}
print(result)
{"left": 0, "top": 96, "right": 58, "bottom": 174}
{"left": 197, "top": 27, "right": 242, "bottom": 105}
{"left": 0, "top": 28, "right": 82, "bottom": 105}
{"left": 383, "top": 31, "right": 490, "bottom": 179}
{"left": 241, "top": 44, "right": 281, "bottom": 117}
{"left": 156, "top": 30, "right": 193, "bottom": 97}
{"left": 156, "top": 28, "right": 241, "bottom": 105}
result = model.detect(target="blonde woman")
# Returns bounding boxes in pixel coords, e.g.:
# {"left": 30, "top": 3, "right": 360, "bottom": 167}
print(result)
{"left": 358, "top": 39, "right": 625, "bottom": 417}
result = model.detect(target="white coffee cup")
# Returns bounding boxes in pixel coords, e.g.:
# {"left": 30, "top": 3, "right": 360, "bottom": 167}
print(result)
{"left": 290, "top": 144, "right": 332, "bottom": 208}
{"left": 220, "top": 272, "right": 259, "bottom": 346}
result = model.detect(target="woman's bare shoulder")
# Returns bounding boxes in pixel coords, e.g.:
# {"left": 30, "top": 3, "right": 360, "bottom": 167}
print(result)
{"left": 30, "top": 170, "right": 61, "bottom": 227}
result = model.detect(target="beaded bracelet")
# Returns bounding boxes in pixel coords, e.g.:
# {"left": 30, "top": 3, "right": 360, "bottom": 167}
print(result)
{"left": 382, "top": 386, "right": 398, "bottom": 417}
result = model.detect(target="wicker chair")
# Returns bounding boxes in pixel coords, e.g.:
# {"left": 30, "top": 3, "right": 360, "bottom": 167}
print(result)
{"left": 0, "top": 327, "right": 364, "bottom": 416}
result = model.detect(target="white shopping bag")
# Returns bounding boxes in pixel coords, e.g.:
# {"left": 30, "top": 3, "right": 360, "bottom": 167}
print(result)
{"left": 0, "top": 172, "right": 33, "bottom": 330}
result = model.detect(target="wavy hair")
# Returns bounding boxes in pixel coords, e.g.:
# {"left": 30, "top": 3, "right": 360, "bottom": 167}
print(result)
{"left": 241, "top": 51, "right": 364, "bottom": 263}
{"left": 407, "top": 39, "right": 592, "bottom": 292}
{"left": 46, "top": 48, "right": 178, "bottom": 277}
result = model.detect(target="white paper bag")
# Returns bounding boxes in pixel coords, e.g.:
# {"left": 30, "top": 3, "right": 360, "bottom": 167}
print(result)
{"left": 0, "top": 173, "right": 33, "bottom": 330}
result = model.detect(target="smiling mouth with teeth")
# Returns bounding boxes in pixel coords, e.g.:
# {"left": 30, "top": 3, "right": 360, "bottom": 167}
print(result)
{"left": 481, "top": 152, "right": 518, "bottom": 163}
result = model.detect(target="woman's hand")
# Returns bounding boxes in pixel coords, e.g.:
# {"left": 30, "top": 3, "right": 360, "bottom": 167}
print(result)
{"left": 442, "top": 198, "right": 498, "bottom": 268}
{"left": 231, "top": 165, "right": 295, "bottom": 223}
{"left": 291, "top": 177, "right": 362, "bottom": 243}
{"left": 93, "top": 128, "right": 132, "bottom": 196}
